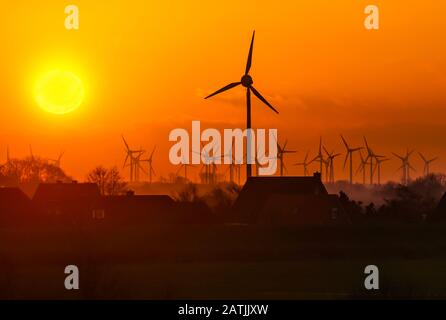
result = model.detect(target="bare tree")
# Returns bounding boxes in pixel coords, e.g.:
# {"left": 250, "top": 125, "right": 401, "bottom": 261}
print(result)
{"left": 87, "top": 166, "right": 127, "bottom": 196}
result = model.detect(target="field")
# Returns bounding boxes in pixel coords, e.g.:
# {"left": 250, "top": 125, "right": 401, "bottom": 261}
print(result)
{"left": 1, "top": 224, "right": 446, "bottom": 299}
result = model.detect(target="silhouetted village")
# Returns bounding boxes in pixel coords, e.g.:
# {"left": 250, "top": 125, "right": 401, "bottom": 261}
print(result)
{"left": 1, "top": 164, "right": 446, "bottom": 228}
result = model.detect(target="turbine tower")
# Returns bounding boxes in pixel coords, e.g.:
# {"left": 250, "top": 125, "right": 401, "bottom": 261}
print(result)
{"left": 341, "top": 135, "right": 362, "bottom": 184}
{"left": 373, "top": 158, "right": 389, "bottom": 185}
{"left": 418, "top": 152, "right": 438, "bottom": 176}
{"left": 294, "top": 151, "right": 311, "bottom": 176}
{"left": 205, "top": 31, "right": 279, "bottom": 179}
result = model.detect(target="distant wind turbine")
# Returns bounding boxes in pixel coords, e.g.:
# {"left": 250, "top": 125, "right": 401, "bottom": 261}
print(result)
{"left": 324, "top": 147, "right": 341, "bottom": 184}
{"left": 363, "top": 136, "right": 385, "bottom": 185}
{"left": 276, "top": 140, "right": 296, "bottom": 176}
{"left": 373, "top": 157, "right": 389, "bottom": 185}
{"left": 205, "top": 31, "right": 279, "bottom": 179}
{"left": 294, "top": 151, "right": 311, "bottom": 176}
{"left": 140, "top": 146, "right": 156, "bottom": 183}
{"left": 356, "top": 150, "right": 370, "bottom": 185}
{"left": 418, "top": 152, "right": 438, "bottom": 176}
{"left": 341, "top": 135, "right": 362, "bottom": 184}
{"left": 393, "top": 149, "right": 415, "bottom": 185}
{"left": 311, "top": 137, "right": 325, "bottom": 180}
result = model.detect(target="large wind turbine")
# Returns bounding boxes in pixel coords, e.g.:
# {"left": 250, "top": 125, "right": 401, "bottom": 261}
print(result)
{"left": 341, "top": 135, "right": 362, "bottom": 184}
{"left": 418, "top": 152, "right": 438, "bottom": 176}
{"left": 205, "top": 31, "right": 279, "bottom": 179}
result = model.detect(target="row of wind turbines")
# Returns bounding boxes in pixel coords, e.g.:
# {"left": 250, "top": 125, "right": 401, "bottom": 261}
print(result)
{"left": 292, "top": 136, "right": 438, "bottom": 186}
{"left": 0, "top": 145, "right": 65, "bottom": 169}
{"left": 122, "top": 31, "right": 437, "bottom": 186}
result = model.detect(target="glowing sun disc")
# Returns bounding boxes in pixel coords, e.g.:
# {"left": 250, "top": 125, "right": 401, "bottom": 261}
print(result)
{"left": 34, "top": 70, "right": 85, "bottom": 115}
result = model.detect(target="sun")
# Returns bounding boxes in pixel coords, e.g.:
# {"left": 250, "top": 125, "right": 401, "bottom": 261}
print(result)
{"left": 34, "top": 70, "right": 85, "bottom": 115}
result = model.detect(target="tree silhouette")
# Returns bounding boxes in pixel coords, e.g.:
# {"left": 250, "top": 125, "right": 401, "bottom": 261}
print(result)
{"left": 86, "top": 166, "right": 127, "bottom": 196}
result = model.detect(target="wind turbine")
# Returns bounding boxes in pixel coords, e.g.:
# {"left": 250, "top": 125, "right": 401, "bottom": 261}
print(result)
{"left": 363, "top": 137, "right": 385, "bottom": 185}
{"left": 294, "top": 151, "right": 311, "bottom": 176}
{"left": 205, "top": 31, "right": 279, "bottom": 179}
{"left": 122, "top": 135, "right": 144, "bottom": 182}
{"left": 341, "top": 135, "right": 362, "bottom": 184}
{"left": 418, "top": 152, "right": 438, "bottom": 176}
{"left": 51, "top": 151, "right": 65, "bottom": 168}
{"left": 140, "top": 146, "right": 156, "bottom": 183}
{"left": 276, "top": 140, "right": 296, "bottom": 176}
{"left": 393, "top": 149, "right": 415, "bottom": 185}
{"left": 356, "top": 150, "right": 370, "bottom": 185}
{"left": 324, "top": 147, "right": 341, "bottom": 184}
{"left": 311, "top": 137, "right": 325, "bottom": 179}
{"left": 176, "top": 162, "right": 195, "bottom": 181}
{"left": 373, "top": 158, "right": 389, "bottom": 185}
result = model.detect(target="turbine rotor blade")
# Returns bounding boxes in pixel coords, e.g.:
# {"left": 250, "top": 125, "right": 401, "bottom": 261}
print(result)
{"left": 122, "top": 135, "right": 130, "bottom": 151}
{"left": 343, "top": 153, "right": 349, "bottom": 170}
{"left": 245, "top": 31, "right": 255, "bottom": 75}
{"left": 341, "top": 135, "right": 349, "bottom": 150}
{"left": 205, "top": 82, "right": 241, "bottom": 99}
{"left": 250, "top": 86, "right": 279, "bottom": 114}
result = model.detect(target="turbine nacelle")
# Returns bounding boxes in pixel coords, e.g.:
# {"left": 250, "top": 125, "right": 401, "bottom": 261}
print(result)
{"left": 241, "top": 75, "right": 253, "bottom": 88}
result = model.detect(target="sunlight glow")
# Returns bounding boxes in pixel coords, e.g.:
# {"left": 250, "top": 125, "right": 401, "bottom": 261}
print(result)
{"left": 34, "top": 70, "right": 85, "bottom": 115}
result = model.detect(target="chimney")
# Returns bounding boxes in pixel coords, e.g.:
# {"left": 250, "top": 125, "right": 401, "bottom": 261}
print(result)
{"left": 313, "top": 172, "right": 321, "bottom": 181}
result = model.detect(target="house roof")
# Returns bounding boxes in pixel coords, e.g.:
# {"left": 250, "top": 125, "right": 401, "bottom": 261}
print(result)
{"left": 233, "top": 174, "right": 328, "bottom": 222}
{"left": 0, "top": 187, "right": 30, "bottom": 204}
{"left": 32, "top": 182, "right": 101, "bottom": 202}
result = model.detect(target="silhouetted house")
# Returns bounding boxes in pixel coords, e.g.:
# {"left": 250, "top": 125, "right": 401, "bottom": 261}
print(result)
{"left": 105, "top": 192, "right": 176, "bottom": 224}
{"left": 0, "top": 187, "right": 31, "bottom": 226}
{"left": 233, "top": 173, "right": 348, "bottom": 225}
{"left": 32, "top": 182, "right": 104, "bottom": 225}
{"left": 105, "top": 192, "right": 215, "bottom": 225}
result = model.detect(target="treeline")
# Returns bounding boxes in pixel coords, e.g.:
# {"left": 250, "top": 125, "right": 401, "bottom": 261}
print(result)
{"left": 338, "top": 174, "right": 446, "bottom": 224}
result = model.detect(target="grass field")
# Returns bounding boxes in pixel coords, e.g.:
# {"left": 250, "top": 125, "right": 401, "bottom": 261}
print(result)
{"left": 1, "top": 224, "right": 446, "bottom": 299}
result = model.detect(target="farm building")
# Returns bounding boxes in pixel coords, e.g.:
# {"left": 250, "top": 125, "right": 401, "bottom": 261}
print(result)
{"left": 105, "top": 192, "right": 176, "bottom": 224}
{"left": 32, "top": 181, "right": 104, "bottom": 224}
{"left": 232, "top": 173, "right": 348, "bottom": 225}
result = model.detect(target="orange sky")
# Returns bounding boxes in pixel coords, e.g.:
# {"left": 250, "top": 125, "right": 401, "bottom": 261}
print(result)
{"left": 0, "top": 0, "right": 445, "bottom": 183}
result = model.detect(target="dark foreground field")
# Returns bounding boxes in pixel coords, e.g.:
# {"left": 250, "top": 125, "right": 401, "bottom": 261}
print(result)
{"left": 1, "top": 224, "right": 446, "bottom": 299}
